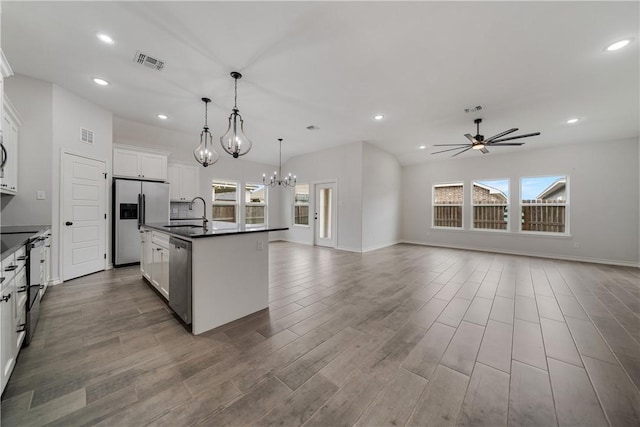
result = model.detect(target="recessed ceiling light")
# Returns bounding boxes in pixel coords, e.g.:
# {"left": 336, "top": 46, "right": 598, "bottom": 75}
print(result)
{"left": 373, "top": 114, "right": 384, "bottom": 121}
{"left": 419, "top": 145, "right": 426, "bottom": 150}
{"left": 157, "top": 114, "right": 168, "bottom": 120}
{"left": 566, "top": 118, "right": 580, "bottom": 124}
{"left": 306, "top": 125, "right": 320, "bottom": 131}
{"left": 606, "top": 39, "right": 631, "bottom": 51}
{"left": 96, "top": 33, "right": 115, "bottom": 45}
{"left": 92, "top": 77, "right": 109, "bottom": 86}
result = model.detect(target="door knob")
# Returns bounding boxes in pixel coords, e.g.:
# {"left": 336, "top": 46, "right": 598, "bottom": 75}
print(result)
{"left": 65, "top": 221, "right": 73, "bottom": 226}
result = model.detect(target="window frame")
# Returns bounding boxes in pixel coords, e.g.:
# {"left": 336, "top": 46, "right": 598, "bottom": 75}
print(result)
{"left": 519, "top": 174, "right": 569, "bottom": 235}
{"left": 293, "top": 183, "right": 310, "bottom": 227}
{"left": 432, "top": 182, "right": 464, "bottom": 229}
{"left": 211, "top": 179, "right": 239, "bottom": 224}
{"left": 471, "top": 178, "right": 510, "bottom": 232}
{"left": 244, "top": 182, "right": 267, "bottom": 226}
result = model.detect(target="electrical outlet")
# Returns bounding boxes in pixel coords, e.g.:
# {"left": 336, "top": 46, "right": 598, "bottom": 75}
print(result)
{"left": 36, "top": 191, "right": 45, "bottom": 200}
{"left": 573, "top": 242, "right": 579, "bottom": 249}
{"left": 257, "top": 240, "right": 264, "bottom": 251}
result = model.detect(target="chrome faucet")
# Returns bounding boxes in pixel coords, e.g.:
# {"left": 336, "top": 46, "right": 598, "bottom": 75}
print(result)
{"left": 189, "top": 197, "right": 208, "bottom": 231}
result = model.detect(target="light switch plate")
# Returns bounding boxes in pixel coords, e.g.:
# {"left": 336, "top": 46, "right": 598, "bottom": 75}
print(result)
{"left": 36, "top": 191, "right": 46, "bottom": 200}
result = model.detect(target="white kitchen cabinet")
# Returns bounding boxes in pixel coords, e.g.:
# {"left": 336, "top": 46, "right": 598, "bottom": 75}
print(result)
{"left": 1, "top": 95, "right": 21, "bottom": 195}
{"left": 13, "top": 265, "right": 27, "bottom": 354}
{"left": 168, "top": 163, "right": 198, "bottom": 201}
{"left": 1, "top": 258, "right": 16, "bottom": 393}
{"left": 142, "top": 231, "right": 169, "bottom": 300}
{"left": 113, "top": 147, "right": 167, "bottom": 181}
{"left": 42, "top": 232, "right": 52, "bottom": 296}
{"left": 140, "top": 230, "right": 152, "bottom": 281}
{"left": 150, "top": 243, "right": 169, "bottom": 299}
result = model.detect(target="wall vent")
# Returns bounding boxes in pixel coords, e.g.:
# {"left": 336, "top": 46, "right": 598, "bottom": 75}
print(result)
{"left": 134, "top": 50, "right": 165, "bottom": 71}
{"left": 80, "top": 127, "right": 94, "bottom": 144}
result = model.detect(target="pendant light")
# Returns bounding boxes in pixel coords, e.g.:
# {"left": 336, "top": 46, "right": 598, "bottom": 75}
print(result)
{"left": 193, "top": 97, "right": 219, "bottom": 167}
{"left": 263, "top": 138, "right": 296, "bottom": 188}
{"left": 220, "top": 71, "right": 252, "bottom": 158}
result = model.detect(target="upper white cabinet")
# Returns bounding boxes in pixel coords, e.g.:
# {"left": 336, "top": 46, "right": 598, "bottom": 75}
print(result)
{"left": 113, "top": 147, "right": 167, "bottom": 181}
{"left": 1, "top": 96, "right": 21, "bottom": 195}
{"left": 168, "top": 163, "right": 198, "bottom": 201}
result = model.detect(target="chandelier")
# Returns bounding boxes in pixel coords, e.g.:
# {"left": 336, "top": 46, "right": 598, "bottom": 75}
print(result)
{"left": 220, "top": 71, "right": 252, "bottom": 158}
{"left": 263, "top": 138, "right": 296, "bottom": 188}
{"left": 193, "top": 97, "right": 219, "bottom": 167}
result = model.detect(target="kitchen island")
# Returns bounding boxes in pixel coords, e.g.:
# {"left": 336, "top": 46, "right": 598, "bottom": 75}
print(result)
{"left": 141, "top": 222, "right": 287, "bottom": 334}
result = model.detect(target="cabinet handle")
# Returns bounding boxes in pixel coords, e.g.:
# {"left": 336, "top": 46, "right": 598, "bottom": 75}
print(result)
{"left": 65, "top": 221, "right": 73, "bottom": 226}
{"left": 16, "top": 256, "right": 26, "bottom": 261}
{"left": 156, "top": 248, "right": 162, "bottom": 251}
{"left": 16, "top": 324, "right": 26, "bottom": 333}
{"left": 17, "top": 286, "right": 27, "bottom": 293}
{"left": 40, "top": 260, "right": 45, "bottom": 264}
{"left": 1, "top": 293, "right": 11, "bottom": 303}
{"left": 4, "top": 265, "right": 18, "bottom": 272}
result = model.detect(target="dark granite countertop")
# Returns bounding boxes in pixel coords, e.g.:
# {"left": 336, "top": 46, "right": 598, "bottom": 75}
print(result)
{"left": 143, "top": 222, "right": 288, "bottom": 239}
{"left": 0, "top": 225, "right": 51, "bottom": 261}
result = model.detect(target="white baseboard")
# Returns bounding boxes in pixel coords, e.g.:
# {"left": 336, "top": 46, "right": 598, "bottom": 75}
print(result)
{"left": 401, "top": 240, "right": 640, "bottom": 268}
{"left": 48, "top": 278, "right": 63, "bottom": 286}
{"left": 361, "top": 241, "right": 400, "bottom": 253}
{"left": 336, "top": 245, "right": 362, "bottom": 253}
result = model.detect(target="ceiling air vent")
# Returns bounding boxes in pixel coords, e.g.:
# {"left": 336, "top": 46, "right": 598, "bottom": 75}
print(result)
{"left": 134, "top": 50, "right": 165, "bottom": 71}
{"left": 80, "top": 128, "right": 94, "bottom": 145}
{"left": 464, "top": 105, "right": 483, "bottom": 114}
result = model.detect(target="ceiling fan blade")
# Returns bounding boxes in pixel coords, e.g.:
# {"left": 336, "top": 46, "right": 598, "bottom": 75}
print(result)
{"left": 432, "top": 146, "right": 470, "bottom": 155}
{"left": 464, "top": 133, "right": 477, "bottom": 143}
{"left": 433, "top": 144, "right": 470, "bottom": 146}
{"left": 490, "top": 142, "right": 525, "bottom": 146}
{"left": 451, "top": 147, "right": 472, "bottom": 157}
{"left": 480, "top": 147, "right": 489, "bottom": 154}
{"left": 490, "top": 132, "right": 541, "bottom": 143}
{"left": 485, "top": 128, "right": 518, "bottom": 143}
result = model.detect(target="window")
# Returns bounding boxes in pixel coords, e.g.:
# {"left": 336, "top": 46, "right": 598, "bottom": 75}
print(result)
{"left": 212, "top": 180, "right": 238, "bottom": 223}
{"left": 293, "top": 184, "right": 310, "bottom": 226}
{"left": 433, "top": 183, "right": 463, "bottom": 228}
{"left": 520, "top": 175, "right": 568, "bottom": 233}
{"left": 472, "top": 179, "right": 509, "bottom": 230}
{"left": 245, "top": 183, "right": 266, "bottom": 225}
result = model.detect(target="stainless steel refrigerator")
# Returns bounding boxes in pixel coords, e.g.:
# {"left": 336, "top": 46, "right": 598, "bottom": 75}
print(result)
{"left": 113, "top": 178, "right": 169, "bottom": 266}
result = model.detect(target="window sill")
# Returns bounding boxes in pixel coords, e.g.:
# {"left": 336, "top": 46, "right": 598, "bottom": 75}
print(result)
{"left": 292, "top": 224, "right": 310, "bottom": 228}
{"left": 430, "top": 227, "right": 572, "bottom": 239}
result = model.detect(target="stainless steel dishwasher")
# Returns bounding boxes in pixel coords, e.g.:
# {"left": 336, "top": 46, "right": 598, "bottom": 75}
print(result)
{"left": 169, "top": 236, "right": 192, "bottom": 324}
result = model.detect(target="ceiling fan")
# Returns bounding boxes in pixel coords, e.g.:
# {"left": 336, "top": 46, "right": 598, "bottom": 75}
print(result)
{"left": 432, "top": 118, "right": 540, "bottom": 157}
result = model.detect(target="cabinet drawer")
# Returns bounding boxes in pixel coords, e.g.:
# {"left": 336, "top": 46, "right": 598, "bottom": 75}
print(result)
{"left": 14, "top": 246, "right": 27, "bottom": 270}
{"left": 1, "top": 256, "right": 17, "bottom": 287}
{"left": 14, "top": 267, "right": 27, "bottom": 312}
{"left": 151, "top": 232, "right": 170, "bottom": 248}
{"left": 15, "top": 307, "right": 26, "bottom": 353}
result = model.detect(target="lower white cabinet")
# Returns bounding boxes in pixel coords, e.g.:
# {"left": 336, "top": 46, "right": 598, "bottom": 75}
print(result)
{"left": 0, "top": 271, "right": 15, "bottom": 393}
{"left": 140, "top": 230, "right": 169, "bottom": 300}
{"left": 140, "top": 230, "right": 152, "bottom": 281}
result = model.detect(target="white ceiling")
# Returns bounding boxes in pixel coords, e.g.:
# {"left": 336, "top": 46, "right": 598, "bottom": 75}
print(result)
{"left": 3, "top": 1, "right": 638, "bottom": 166}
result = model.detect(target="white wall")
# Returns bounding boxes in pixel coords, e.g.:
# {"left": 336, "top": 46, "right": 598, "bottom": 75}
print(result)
{"left": 362, "top": 143, "right": 402, "bottom": 251}
{"left": 114, "top": 116, "right": 282, "bottom": 235}
{"left": 281, "top": 141, "right": 364, "bottom": 252}
{"left": 52, "top": 85, "right": 113, "bottom": 280}
{"left": 402, "top": 137, "right": 640, "bottom": 266}
{"left": 1, "top": 75, "right": 53, "bottom": 226}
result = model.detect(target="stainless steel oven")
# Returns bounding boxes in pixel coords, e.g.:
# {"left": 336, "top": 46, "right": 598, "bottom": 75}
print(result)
{"left": 25, "top": 235, "right": 45, "bottom": 345}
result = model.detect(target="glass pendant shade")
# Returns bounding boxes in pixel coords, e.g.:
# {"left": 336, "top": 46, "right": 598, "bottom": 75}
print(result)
{"left": 221, "top": 108, "right": 252, "bottom": 158}
{"left": 194, "top": 97, "right": 219, "bottom": 167}
{"left": 220, "top": 71, "right": 252, "bottom": 158}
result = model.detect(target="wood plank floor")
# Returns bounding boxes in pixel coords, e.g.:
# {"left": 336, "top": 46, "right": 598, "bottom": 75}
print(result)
{"left": 2, "top": 242, "right": 639, "bottom": 426}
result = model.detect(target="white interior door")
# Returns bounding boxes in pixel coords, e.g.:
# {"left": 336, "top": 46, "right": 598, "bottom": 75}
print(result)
{"left": 314, "top": 182, "right": 337, "bottom": 248}
{"left": 62, "top": 153, "right": 106, "bottom": 281}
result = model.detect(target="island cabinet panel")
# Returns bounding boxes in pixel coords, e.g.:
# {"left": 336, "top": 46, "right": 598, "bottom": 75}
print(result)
{"left": 191, "top": 232, "right": 269, "bottom": 334}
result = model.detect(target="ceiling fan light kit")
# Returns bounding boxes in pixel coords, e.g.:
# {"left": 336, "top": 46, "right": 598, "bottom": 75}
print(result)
{"left": 431, "top": 118, "right": 541, "bottom": 157}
